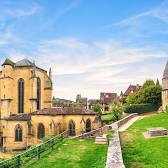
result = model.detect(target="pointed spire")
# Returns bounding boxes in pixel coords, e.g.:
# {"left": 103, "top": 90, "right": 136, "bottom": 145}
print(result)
{"left": 31, "top": 60, "right": 36, "bottom": 77}
{"left": 49, "top": 67, "right": 52, "bottom": 80}
{"left": 2, "top": 58, "right": 15, "bottom": 66}
{"left": 163, "top": 61, "right": 168, "bottom": 79}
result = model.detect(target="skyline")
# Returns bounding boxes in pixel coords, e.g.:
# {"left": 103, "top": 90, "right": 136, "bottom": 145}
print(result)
{"left": 0, "top": 0, "right": 167, "bottom": 100}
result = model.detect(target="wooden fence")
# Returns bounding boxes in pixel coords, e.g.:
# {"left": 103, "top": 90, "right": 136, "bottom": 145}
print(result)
{"left": 0, "top": 131, "right": 68, "bottom": 168}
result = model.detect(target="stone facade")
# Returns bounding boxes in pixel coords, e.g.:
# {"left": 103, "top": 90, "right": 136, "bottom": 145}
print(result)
{"left": 0, "top": 58, "right": 99, "bottom": 151}
{"left": 162, "top": 61, "right": 168, "bottom": 110}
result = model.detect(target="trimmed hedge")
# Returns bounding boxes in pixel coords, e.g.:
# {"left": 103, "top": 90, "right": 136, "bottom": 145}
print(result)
{"left": 124, "top": 104, "right": 160, "bottom": 114}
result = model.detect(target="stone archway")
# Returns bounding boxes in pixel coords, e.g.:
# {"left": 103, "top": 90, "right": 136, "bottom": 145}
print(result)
{"left": 85, "top": 119, "right": 91, "bottom": 132}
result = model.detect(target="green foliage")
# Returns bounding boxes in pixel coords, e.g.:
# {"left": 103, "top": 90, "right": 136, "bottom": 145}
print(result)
{"left": 165, "top": 105, "right": 168, "bottom": 113}
{"left": 70, "top": 102, "right": 84, "bottom": 109}
{"left": 156, "top": 79, "right": 160, "bottom": 85}
{"left": 142, "top": 79, "right": 155, "bottom": 89}
{"left": 109, "top": 103, "right": 123, "bottom": 121}
{"left": 126, "top": 93, "right": 141, "bottom": 104}
{"left": 124, "top": 103, "right": 159, "bottom": 114}
{"left": 126, "top": 79, "right": 161, "bottom": 105}
{"left": 141, "top": 85, "right": 161, "bottom": 105}
{"left": 92, "top": 103, "right": 103, "bottom": 116}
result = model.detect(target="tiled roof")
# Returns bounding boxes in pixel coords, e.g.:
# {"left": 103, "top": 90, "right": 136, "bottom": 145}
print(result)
{"left": 15, "top": 59, "right": 34, "bottom": 67}
{"left": 31, "top": 107, "right": 97, "bottom": 116}
{"left": 5, "top": 114, "right": 31, "bottom": 121}
{"left": 2, "top": 58, "right": 15, "bottom": 66}
{"left": 124, "top": 85, "right": 140, "bottom": 96}
{"left": 100, "top": 92, "right": 117, "bottom": 104}
{"left": 88, "top": 99, "right": 101, "bottom": 105}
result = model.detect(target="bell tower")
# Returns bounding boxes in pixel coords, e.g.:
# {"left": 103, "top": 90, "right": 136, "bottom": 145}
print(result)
{"left": 0, "top": 58, "right": 14, "bottom": 118}
{"left": 162, "top": 61, "right": 168, "bottom": 110}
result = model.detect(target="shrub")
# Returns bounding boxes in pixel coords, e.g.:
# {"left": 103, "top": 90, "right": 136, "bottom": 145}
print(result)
{"left": 124, "top": 104, "right": 159, "bottom": 114}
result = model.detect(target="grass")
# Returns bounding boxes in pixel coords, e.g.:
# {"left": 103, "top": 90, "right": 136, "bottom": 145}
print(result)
{"left": 26, "top": 138, "right": 107, "bottom": 168}
{"left": 121, "top": 113, "right": 168, "bottom": 168}
{"left": 101, "top": 113, "right": 115, "bottom": 122}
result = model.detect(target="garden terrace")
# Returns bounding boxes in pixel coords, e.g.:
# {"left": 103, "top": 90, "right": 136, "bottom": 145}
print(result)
{"left": 120, "top": 113, "right": 168, "bottom": 168}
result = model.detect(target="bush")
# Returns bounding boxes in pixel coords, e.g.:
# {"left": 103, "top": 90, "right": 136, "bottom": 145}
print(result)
{"left": 124, "top": 104, "right": 160, "bottom": 114}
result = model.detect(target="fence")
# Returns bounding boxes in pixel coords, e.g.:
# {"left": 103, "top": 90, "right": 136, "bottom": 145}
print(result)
{"left": 0, "top": 131, "right": 68, "bottom": 168}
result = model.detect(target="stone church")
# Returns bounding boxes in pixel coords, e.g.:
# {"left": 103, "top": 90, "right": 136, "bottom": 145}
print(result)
{"left": 0, "top": 58, "right": 100, "bottom": 151}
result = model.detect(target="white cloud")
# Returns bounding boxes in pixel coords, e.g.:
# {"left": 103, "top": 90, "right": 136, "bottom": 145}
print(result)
{"left": 3, "top": 4, "right": 40, "bottom": 18}
{"left": 111, "top": 0, "right": 168, "bottom": 27}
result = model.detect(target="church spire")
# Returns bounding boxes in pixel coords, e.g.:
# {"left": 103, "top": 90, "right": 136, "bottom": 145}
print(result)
{"left": 49, "top": 67, "right": 52, "bottom": 80}
{"left": 31, "top": 60, "right": 36, "bottom": 77}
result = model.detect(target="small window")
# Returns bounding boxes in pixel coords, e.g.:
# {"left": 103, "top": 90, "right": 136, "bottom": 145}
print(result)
{"left": 15, "top": 125, "right": 22, "bottom": 142}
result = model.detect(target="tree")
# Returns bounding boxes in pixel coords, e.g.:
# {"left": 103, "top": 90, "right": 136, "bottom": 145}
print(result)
{"left": 141, "top": 85, "right": 161, "bottom": 105}
{"left": 109, "top": 103, "right": 123, "bottom": 121}
{"left": 70, "top": 102, "right": 84, "bottom": 109}
{"left": 142, "top": 79, "right": 155, "bottom": 89}
{"left": 156, "top": 79, "right": 160, "bottom": 86}
{"left": 126, "top": 93, "right": 141, "bottom": 104}
{"left": 92, "top": 103, "right": 103, "bottom": 116}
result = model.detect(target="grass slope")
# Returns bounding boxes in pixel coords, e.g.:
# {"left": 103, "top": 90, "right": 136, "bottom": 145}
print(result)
{"left": 121, "top": 113, "right": 168, "bottom": 168}
{"left": 26, "top": 139, "right": 107, "bottom": 168}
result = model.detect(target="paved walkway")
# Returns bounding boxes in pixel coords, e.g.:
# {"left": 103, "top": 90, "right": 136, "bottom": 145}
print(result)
{"left": 118, "top": 116, "right": 140, "bottom": 132}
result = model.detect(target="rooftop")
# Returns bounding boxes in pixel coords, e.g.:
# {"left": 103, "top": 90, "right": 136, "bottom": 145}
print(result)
{"left": 31, "top": 107, "right": 97, "bottom": 116}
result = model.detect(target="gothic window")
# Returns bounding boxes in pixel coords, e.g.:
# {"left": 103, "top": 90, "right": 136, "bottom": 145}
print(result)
{"left": 18, "top": 79, "right": 24, "bottom": 113}
{"left": 38, "top": 123, "right": 45, "bottom": 139}
{"left": 15, "top": 125, "right": 22, "bottom": 141}
{"left": 37, "top": 78, "right": 41, "bottom": 110}
{"left": 85, "top": 119, "right": 91, "bottom": 132}
{"left": 68, "top": 120, "right": 76, "bottom": 136}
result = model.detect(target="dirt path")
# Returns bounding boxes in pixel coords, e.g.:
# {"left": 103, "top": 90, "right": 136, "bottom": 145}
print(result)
{"left": 118, "top": 116, "right": 140, "bottom": 132}
{"left": 119, "top": 112, "right": 158, "bottom": 132}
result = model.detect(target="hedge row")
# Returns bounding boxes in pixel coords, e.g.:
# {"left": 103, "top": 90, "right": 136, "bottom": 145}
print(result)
{"left": 124, "top": 104, "right": 160, "bottom": 114}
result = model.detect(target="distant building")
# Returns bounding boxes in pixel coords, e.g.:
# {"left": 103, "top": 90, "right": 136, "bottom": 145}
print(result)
{"left": 76, "top": 94, "right": 88, "bottom": 109}
{"left": 120, "top": 84, "right": 140, "bottom": 103}
{"left": 123, "top": 84, "right": 140, "bottom": 97}
{"left": 100, "top": 92, "right": 118, "bottom": 111}
{"left": 52, "top": 97, "right": 74, "bottom": 107}
{"left": 88, "top": 99, "right": 101, "bottom": 110}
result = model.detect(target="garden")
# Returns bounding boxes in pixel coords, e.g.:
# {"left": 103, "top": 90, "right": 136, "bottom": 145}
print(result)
{"left": 121, "top": 113, "right": 168, "bottom": 168}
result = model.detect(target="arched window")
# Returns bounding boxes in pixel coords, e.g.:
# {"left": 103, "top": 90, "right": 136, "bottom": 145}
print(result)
{"left": 38, "top": 123, "right": 45, "bottom": 139}
{"left": 86, "top": 119, "right": 91, "bottom": 132}
{"left": 68, "top": 120, "right": 76, "bottom": 136}
{"left": 18, "top": 79, "right": 24, "bottom": 113}
{"left": 15, "top": 125, "right": 22, "bottom": 141}
{"left": 37, "top": 78, "right": 41, "bottom": 110}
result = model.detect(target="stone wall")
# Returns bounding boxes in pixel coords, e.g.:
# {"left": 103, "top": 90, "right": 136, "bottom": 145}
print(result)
{"left": 106, "top": 113, "right": 137, "bottom": 168}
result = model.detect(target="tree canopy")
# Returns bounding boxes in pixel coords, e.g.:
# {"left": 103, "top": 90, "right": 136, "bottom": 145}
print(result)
{"left": 126, "top": 79, "right": 161, "bottom": 105}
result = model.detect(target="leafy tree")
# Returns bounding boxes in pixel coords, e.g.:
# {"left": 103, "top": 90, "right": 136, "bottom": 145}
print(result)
{"left": 156, "top": 79, "right": 160, "bottom": 86}
{"left": 109, "top": 103, "right": 123, "bottom": 121}
{"left": 70, "top": 102, "right": 84, "bottom": 109}
{"left": 142, "top": 79, "right": 155, "bottom": 89}
{"left": 141, "top": 85, "right": 161, "bottom": 105}
{"left": 92, "top": 103, "right": 103, "bottom": 117}
{"left": 126, "top": 93, "right": 141, "bottom": 104}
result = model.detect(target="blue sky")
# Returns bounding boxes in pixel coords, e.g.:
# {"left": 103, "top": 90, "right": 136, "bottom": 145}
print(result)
{"left": 0, "top": 0, "right": 168, "bottom": 100}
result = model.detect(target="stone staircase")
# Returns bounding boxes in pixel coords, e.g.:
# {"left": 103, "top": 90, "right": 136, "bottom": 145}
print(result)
{"left": 95, "top": 134, "right": 107, "bottom": 144}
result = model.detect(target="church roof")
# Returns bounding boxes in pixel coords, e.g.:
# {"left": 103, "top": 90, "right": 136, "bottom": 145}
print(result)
{"left": 2, "top": 58, "right": 15, "bottom": 66}
{"left": 31, "top": 107, "right": 97, "bottom": 116}
{"left": 15, "top": 59, "right": 34, "bottom": 67}
{"left": 5, "top": 114, "right": 31, "bottom": 121}
{"left": 163, "top": 61, "right": 168, "bottom": 79}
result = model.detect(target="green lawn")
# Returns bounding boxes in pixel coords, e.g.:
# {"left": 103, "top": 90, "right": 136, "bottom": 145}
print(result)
{"left": 26, "top": 139, "right": 107, "bottom": 168}
{"left": 121, "top": 113, "right": 168, "bottom": 168}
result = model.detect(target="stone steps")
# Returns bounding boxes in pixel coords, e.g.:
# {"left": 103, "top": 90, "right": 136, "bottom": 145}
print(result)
{"left": 95, "top": 135, "right": 107, "bottom": 144}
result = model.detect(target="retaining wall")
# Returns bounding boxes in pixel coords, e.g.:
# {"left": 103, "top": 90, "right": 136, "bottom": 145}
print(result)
{"left": 106, "top": 113, "right": 137, "bottom": 168}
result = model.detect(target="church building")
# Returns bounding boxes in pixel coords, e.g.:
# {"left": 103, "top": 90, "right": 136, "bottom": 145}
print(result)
{"left": 0, "top": 58, "right": 100, "bottom": 151}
